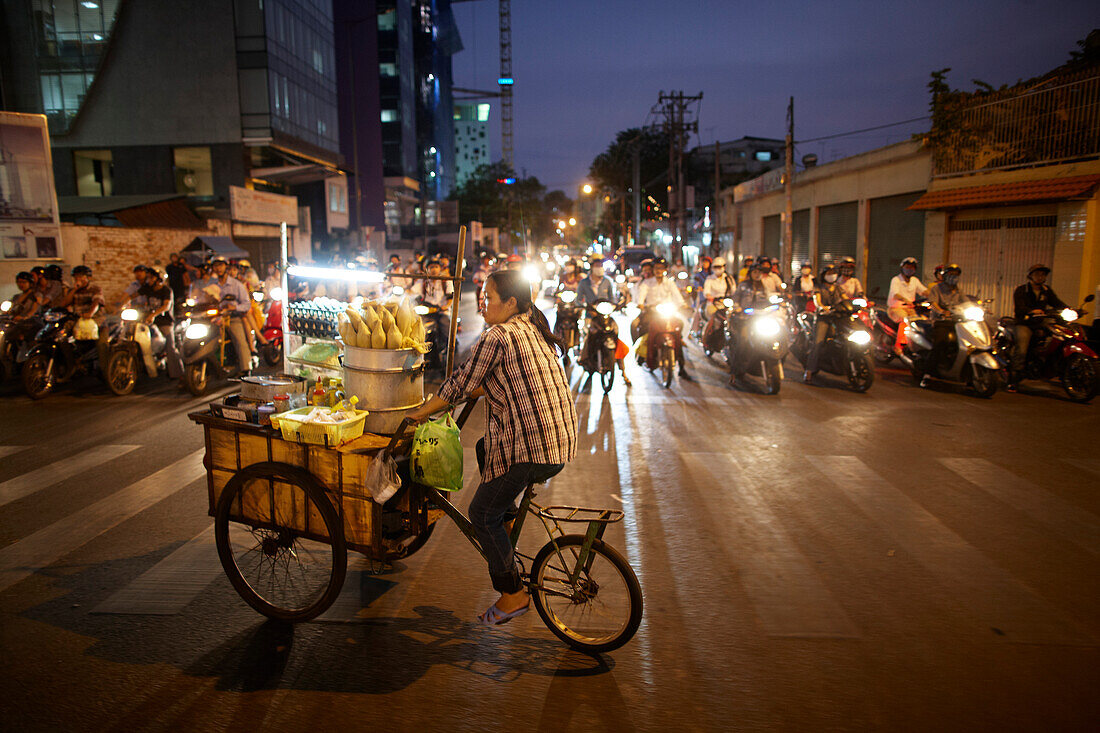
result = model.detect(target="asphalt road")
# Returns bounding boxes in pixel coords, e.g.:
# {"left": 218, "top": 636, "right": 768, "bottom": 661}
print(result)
{"left": 2, "top": 298, "right": 1099, "bottom": 732}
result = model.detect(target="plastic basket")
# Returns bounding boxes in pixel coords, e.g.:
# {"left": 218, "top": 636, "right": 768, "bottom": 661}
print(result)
{"left": 269, "top": 406, "right": 369, "bottom": 446}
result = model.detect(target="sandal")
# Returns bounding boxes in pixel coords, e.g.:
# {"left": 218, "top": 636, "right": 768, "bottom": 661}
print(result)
{"left": 478, "top": 600, "right": 530, "bottom": 626}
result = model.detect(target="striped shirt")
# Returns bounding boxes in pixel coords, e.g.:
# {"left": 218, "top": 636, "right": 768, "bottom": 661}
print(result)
{"left": 438, "top": 310, "right": 578, "bottom": 483}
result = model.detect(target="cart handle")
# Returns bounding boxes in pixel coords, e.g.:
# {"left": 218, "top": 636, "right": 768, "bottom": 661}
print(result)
{"left": 383, "top": 396, "right": 481, "bottom": 455}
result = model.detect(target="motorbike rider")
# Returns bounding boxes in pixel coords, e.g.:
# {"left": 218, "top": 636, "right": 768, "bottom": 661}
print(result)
{"left": 702, "top": 257, "right": 738, "bottom": 319}
{"left": 728, "top": 264, "right": 776, "bottom": 379}
{"left": 9, "top": 271, "right": 40, "bottom": 320}
{"left": 134, "top": 267, "right": 184, "bottom": 380}
{"left": 414, "top": 257, "right": 454, "bottom": 338}
{"left": 689, "top": 256, "right": 713, "bottom": 336}
{"left": 803, "top": 264, "right": 849, "bottom": 383}
{"left": 838, "top": 256, "right": 864, "bottom": 299}
{"left": 793, "top": 261, "right": 816, "bottom": 312}
{"left": 634, "top": 257, "right": 689, "bottom": 378}
{"left": 1009, "top": 264, "right": 1069, "bottom": 390}
{"left": 197, "top": 256, "right": 254, "bottom": 374}
{"left": 165, "top": 252, "right": 191, "bottom": 314}
{"left": 576, "top": 260, "right": 631, "bottom": 386}
{"left": 57, "top": 265, "right": 109, "bottom": 369}
{"left": 33, "top": 266, "right": 65, "bottom": 309}
{"left": 928, "top": 263, "right": 967, "bottom": 315}
{"left": 756, "top": 257, "right": 784, "bottom": 296}
{"left": 887, "top": 256, "right": 930, "bottom": 355}
{"left": 737, "top": 255, "right": 756, "bottom": 283}
{"left": 559, "top": 258, "right": 582, "bottom": 292}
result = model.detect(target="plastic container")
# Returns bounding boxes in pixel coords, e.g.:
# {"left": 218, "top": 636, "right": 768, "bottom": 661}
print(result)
{"left": 269, "top": 406, "right": 369, "bottom": 446}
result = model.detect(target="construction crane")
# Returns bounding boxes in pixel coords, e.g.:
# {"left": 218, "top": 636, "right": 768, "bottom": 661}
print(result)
{"left": 498, "top": 0, "right": 513, "bottom": 169}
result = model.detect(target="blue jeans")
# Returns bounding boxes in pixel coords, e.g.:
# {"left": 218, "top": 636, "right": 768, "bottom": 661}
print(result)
{"left": 471, "top": 439, "right": 563, "bottom": 593}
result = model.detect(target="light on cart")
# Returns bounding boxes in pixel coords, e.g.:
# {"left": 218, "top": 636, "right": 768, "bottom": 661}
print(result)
{"left": 286, "top": 265, "right": 385, "bottom": 283}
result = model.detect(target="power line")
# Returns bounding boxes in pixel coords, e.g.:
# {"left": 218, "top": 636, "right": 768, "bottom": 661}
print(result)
{"left": 796, "top": 115, "right": 930, "bottom": 144}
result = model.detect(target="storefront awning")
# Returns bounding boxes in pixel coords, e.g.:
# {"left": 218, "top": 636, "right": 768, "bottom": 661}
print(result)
{"left": 183, "top": 235, "right": 249, "bottom": 260}
{"left": 908, "top": 174, "right": 1100, "bottom": 210}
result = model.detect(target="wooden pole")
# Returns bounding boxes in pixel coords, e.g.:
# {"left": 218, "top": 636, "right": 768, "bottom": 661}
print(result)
{"left": 713, "top": 140, "right": 721, "bottom": 257}
{"left": 445, "top": 226, "right": 466, "bottom": 377}
{"left": 784, "top": 96, "right": 794, "bottom": 280}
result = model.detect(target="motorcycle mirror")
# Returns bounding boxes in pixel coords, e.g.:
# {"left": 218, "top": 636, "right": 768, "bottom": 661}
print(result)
{"left": 1085, "top": 294, "right": 1095, "bottom": 303}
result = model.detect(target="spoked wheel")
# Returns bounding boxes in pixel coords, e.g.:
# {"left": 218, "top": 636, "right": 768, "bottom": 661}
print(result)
{"left": 1061, "top": 354, "right": 1098, "bottom": 403}
{"left": 184, "top": 362, "right": 209, "bottom": 396}
{"left": 847, "top": 354, "right": 874, "bottom": 393}
{"left": 262, "top": 340, "right": 282, "bottom": 367}
{"left": 763, "top": 359, "right": 782, "bottom": 395}
{"left": 660, "top": 346, "right": 674, "bottom": 388}
{"left": 214, "top": 462, "right": 347, "bottom": 622}
{"left": 530, "top": 535, "right": 643, "bottom": 655}
{"left": 22, "top": 353, "right": 54, "bottom": 400}
{"left": 106, "top": 349, "right": 137, "bottom": 395}
{"left": 968, "top": 363, "right": 998, "bottom": 399}
{"left": 873, "top": 333, "right": 895, "bottom": 364}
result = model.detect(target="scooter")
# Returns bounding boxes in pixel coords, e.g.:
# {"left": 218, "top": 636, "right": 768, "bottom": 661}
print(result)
{"left": 871, "top": 299, "right": 932, "bottom": 364}
{"left": 180, "top": 301, "right": 251, "bottom": 396}
{"left": 260, "top": 292, "right": 284, "bottom": 367}
{"left": 21, "top": 309, "right": 118, "bottom": 399}
{"left": 0, "top": 305, "right": 41, "bottom": 382}
{"left": 725, "top": 299, "right": 790, "bottom": 395}
{"left": 580, "top": 298, "right": 623, "bottom": 393}
{"left": 636, "top": 303, "right": 684, "bottom": 389}
{"left": 701, "top": 297, "right": 735, "bottom": 358}
{"left": 104, "top": 308, "right": 167, "bottom": 396}
{"left": 553, "top": 289, "right": 582, "bottom": 367}
{"left": 790, "top": 297, "right": 875, "bottom": 392}
{"left": 994, "top": 294, "right": 1098, "bottom": 403}
{"left": 905, "top": 299, "right": 1000, "bottom": 398}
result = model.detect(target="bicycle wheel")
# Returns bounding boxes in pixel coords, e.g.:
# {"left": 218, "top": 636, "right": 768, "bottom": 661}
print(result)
{"left": 530, "top": 534, "right": 643, "bottom": 654}
{"left": 215, "top": 462, "right": 347, "bottom": 622}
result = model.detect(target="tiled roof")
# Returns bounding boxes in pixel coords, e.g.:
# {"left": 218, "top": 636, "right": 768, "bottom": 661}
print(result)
{"left": 908, "top": 174, "right": 1100, "bottom": 210}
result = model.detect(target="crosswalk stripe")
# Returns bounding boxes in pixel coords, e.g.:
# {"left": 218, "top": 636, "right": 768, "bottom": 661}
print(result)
{"left": 817, "top": 456, "right": 1095, "bottom": 646}
{"left": 0, "top": 450, "right": 206, "bottom": 594}
{"left": 940, "top": 458, "right": 1100, "bottom": 557}
{"left": 684, "top": 452, "right": 861, "bottom": 638}
{"left": 0, "top": 444, "right": 141, "bottom": 508}
{"left": 0, "top": 446, "right": 30, "bottom": 459}
{"left": 1064, "top": 458, "right": 1100, "bottom": 478}
{"left": 91, "top": 525, "right": 220, "bottom": 615}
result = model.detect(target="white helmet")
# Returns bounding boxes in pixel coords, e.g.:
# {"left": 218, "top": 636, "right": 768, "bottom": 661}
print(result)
{"left": 712, "top": 257, "right": 726, "bottom": 267}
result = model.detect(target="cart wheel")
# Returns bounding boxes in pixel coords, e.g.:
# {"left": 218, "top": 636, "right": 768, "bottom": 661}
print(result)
{"left": 214, "top": 462, "right": 347, "bottom": 622}
{"left": 529, "top": 534, "right": 643, "bottom": 655}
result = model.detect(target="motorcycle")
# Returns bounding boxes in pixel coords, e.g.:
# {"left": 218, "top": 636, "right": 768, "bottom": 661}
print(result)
{"left": 905, "top": 299, "right": 1000, "bottom": 398}
{"left": 104, "top": 308, "right": 167, "bottom": 396}
{"left": 21, "top": 309, "right": 118, "bottom": 399}
{"left": 725, "top": 298, "right": 790, "bottom": 395}
{"left": 871, "top": 299, "right": 932, "bottom": 364}
{"left": 790, "top": 297, "right": 875, "bottom": 392}
{"left": 260, "top": 290, "right": 284, "bottom": 367}
{"left": 414, "top": 303, "right": 449, "bottom": 372}
{"left": 580, "top": 298, "right": 623, "bottom": 393}
{"left": 553, "top": 289, "right": 582, "bottom": 366}
{"left": 994, "top": 294, "right": 1098, "bottom": 403}
{"left": 641, "top": 302, "right": 684, "bottom": 388}
{"left": 180, "top": 300, "right": 251, "bottom": 396}
{"left": 701, "top": 297, "right": 735, "bottom": 358}
{"left": 0, "top": 303, "right": 41, "bottom": 382}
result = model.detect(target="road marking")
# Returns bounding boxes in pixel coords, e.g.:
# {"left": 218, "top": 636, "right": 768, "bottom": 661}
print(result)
{"left": 91, "top": 525, "right": 220, "bottom": 615}
{"left": 0, "top": 444, "right": 141, "bottom": 508}
{"left": 0, "top": 450, "right": 206, "bottom": 594}
{"left": 1064, "top": 458, "right": 1100, "bottom": 478}
{"left": 684, "top": 452, "right": 861, "bottom": 638}
{"left": 0, "top": 446, "right": 30, "bottom": 459}
{"left": 817, "top": 457, "right": 1095, "bottom": 646}
{"left": 940, "top": 458, "right": 1100, "bottom": 557}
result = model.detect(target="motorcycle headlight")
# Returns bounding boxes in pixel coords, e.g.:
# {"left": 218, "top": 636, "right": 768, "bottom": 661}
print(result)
{"left": 722, "top": 298, "right": 734, "bottom": 309}
{"left": 121, "top": 308, "right": 139, "bottom": 322}
{"left": 963, "top": 306, "right": 985, "bottom": 322}
{"left": 414, "top": 305, "right": 430, "bottom": 315}
{"left": 0, "top": 300, "right": 10, "bottom": 313}
{"left": 253, "top": 291, "right": 264, "bottom": 302}
{"left": 523, "top": 265, "right": 541, "bottom": 283}
{"left": 769, "top": 294, "right": 784, "bottom": 304}
{"left": 656, "top": 302, "right": 676, "bottom": 318}
{"left": 677, "top": 271, "right": 688, "bottom": 280}
{"left": 595, "top": 302, "right": 615, "bottom": 316}
{"left": 185, "top": 323, "right": 209, "bottom": 340}
{"left": 852, "top": 298, "right": 867, "bottom": 308}
{"left": 847, "top": 330, "right": 872, "bottom": 345}
{"left": 185, "top": 298, "right": 195, "bottom": 307}
{"left": 205, "top": 308, "right": 218, "bottom": 316}
{"left": 615, "top": 274, "right": 626, "bottom": 284}
{"left": 754, "top": 317, "right": 781, "bottom": 337}
{"left": 559, "top": 291, "right": 577, "bottom": 304}
{"left": 1060, "top": 308, "right": 1077, "bottom": 322}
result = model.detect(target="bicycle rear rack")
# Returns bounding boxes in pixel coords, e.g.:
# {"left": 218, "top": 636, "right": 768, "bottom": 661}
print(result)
{"left": 536, "top": 506, "right": 624, "bottom": 524}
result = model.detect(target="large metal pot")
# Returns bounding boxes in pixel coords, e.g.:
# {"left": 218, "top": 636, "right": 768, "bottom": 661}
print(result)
{"left": 240, "top": 373, "right": 307, "bottom": 402}
{"left": 342, "top": 346, "right": 424, "bottom": 435}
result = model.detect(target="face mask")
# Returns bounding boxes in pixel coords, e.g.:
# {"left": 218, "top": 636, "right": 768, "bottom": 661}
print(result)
{"left": 902, "top": 267, "right": 916, "bottom": 277}
{"left": 760, "top": 266, "right": 771, "bottom": 274}
{"left": 801, "top": 268, "right": 811, "bottom": 276}
{"left": 944, "top": 274, "right": 959, "bottom": 286}
{"left": 713, "top": 267, "right": 724, "bottom": 273}
{"left": 824, "top": 273, "right": 838, "bottom": 283}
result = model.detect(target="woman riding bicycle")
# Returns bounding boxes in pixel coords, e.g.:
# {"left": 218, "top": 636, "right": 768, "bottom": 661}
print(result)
{"left": 408, "top": 269, "right": 578, "bottom": 626}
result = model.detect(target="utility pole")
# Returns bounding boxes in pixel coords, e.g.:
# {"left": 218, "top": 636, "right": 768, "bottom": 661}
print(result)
{"left": 713, "top": 140, "right": 720, "bottom": 257}
{"left": 632, "top": 148, "right": 640, "bottom": 247}
{"left": 499, "top": 0, "right": 513, "bottom": 169}
{"left": 653, "top": 91, "right": 702, "bottom": 262}
{"left": 783, "top": 96, "right": 794, "bottom": 279}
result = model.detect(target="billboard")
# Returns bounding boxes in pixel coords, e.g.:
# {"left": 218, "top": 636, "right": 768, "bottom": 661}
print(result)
{"left": 230, "top": 185, "right": 300, "bottom": 227}
{"left": 0, "top": 112, "right": 61, "bottom": 260}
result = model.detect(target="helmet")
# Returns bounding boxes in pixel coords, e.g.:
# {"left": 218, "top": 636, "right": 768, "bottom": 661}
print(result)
{"left": 210, "top": 256, "right": 228, "bottom": 265}
{"left": 133, "top": 264, "right": 148, "bottom": 273}
{"left": 900, "top": 257, "right": 918, "bottom": 269}
{"left": 652, "top": 257, "right": 668, "bottom": 268}
{"left": 821, "top": 264, "right": 839, "bottom": 275}
{"left": 31, "top": 266, "right": 46, "bottom": 276}
{"left": 743, "top": 255, "right": 755, "bottom": 263}
{"left": 839, "top": 256, "right": 856, "bottom": 274}
{"left": 800, "top": 260, "right": 813, "bottom": 271}
{"left": 506, "top": 253, "right": 523, "bottom": 263}
{"left": 237, "top": 259, "right": 252, "bottom": 269}
{"left": 711, "top": 257, "right": 726, "bottom": 267}
{"left": 46, "top": 264, "right": 63, "bottom": 280}
{"left": 71, "top": 265, "right": 92, "bottom": 277}
{"left": 933, "top": 264, "right": 945, "bottom": 280}
{"left": 16, "top": 271, "right": 33, "bottom": 282}
{"left": 1027, "top": 263, "right": 1051, "bottom": 277}
{"left": 700, "top": 256, "right": 713, "bottom": 265}
{"left": 944, "top": 263, "right": 961, "bottom": 274}
{"left": 426, "top": 257, "right": 442, "bottom": 268}
{"left": 640, "top": 258, "right": 653, "bottom": 267}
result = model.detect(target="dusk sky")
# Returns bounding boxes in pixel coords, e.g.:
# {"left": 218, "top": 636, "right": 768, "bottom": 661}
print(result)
{"left": 450, "top": 0, "right": 1098, "bottom": 193}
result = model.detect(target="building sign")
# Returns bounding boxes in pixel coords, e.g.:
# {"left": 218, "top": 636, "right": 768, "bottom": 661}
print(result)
{"left": 230, "top": 185, "right": 299, "bottom": 226}
{"left": 734, "top": 168, "right": 785, "bottom": 202}
{"left": 0, "top": 112, "right": 61, "bottom": 260}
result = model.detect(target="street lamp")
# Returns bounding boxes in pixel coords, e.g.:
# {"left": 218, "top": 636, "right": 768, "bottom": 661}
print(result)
{"left": 568, "top": 217, "right": 577, "bottom": 226}
{"left": 582, "top": 183, "right": 593, "bottom": 195}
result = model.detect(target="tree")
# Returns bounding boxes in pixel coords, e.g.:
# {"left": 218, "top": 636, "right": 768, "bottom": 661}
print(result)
{"left": 588, "top": 127, "right": 671, "bottom": 241}
{"left": 449, "top": 162, "right": 572, "bottom": 248}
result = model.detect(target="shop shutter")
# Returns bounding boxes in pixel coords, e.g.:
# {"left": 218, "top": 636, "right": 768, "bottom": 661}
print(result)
{"left": 817, "top": 202, "right": 858, "bottom": 268}
{"left": 867, "top": 192, "right": 925, "bottom": 300}
{"left": 762, "top": 214, "right": 781, "bottom": 261}
{"left": 948, "top": 214, "right": 1056, "bottom": 317}
{"left": 791, "top": 209, "right": 810, "bottom": 275}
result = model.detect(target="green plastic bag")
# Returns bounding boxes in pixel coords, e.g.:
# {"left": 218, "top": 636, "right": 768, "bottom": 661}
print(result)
{"left": 411, "top": 414, "right": 464, "bottom": 492}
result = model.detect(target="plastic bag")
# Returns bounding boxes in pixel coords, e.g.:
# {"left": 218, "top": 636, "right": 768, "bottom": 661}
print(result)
{"left": 365, "top": 451, "right": 401, "bottom": 503}
{"left": 411, "top": 414, "right": 463, "bottom": 492}
{"left": 74, "top": 317, "right": 99, "bottom": 340}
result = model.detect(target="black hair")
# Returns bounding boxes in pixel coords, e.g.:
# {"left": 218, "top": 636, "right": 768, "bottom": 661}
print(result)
{"left": 16, "top": 271, "right": 33, "bottom": 281}
{"left": 486, "top": 269, "right": 563, "bottom": 354}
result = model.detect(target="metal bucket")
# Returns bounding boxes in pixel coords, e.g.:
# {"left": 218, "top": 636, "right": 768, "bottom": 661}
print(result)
{"left": 342, "top": 346, "right": 424, "bottom": 435}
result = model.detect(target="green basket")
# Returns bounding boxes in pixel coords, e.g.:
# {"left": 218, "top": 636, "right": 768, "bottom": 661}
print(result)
{"left": 269, "top": 407, "right": 369, "bottom": 447}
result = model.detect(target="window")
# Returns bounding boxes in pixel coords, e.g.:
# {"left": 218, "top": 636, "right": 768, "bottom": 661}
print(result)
{"left": 328, "top": 181, "right": 346, "bottom": 213}
{"left": 381, "top": 109, "right": 398, "bottom": 122}
{"left": 173, "top": 147, "right": 214, "bottom": 197}
{"left": 477, "top": 104, "right": 490, "bottom": 122}
{"left": 312, "top": 48, "right": 324, "bottom": 74}
{"left": 74, "top": 149, "right": 113, "bottom": 197}
{"left": 754, "top": 151, "right": 772, "bottom": 162}
{"left": 378, "top": 9, "right": 396, "bottom": 31}
{"left": 380, "top": 62, "right": 397, "bottom": 77}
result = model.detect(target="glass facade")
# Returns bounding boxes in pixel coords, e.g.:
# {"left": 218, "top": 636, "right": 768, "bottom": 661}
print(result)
{"left": 264, "top": 0, "right": 339, "bottom": 153}
{"left": 30, "top": 0, "right": 121, "bottom": 134}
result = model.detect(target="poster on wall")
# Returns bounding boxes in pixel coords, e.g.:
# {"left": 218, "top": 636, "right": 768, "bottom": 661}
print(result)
{"left": 0, "top": 112, "right": 62, "bottom": 261}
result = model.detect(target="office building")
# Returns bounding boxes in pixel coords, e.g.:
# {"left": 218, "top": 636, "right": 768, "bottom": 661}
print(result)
{"left": 453, "top": 102, "right": 491, "bottom": 187}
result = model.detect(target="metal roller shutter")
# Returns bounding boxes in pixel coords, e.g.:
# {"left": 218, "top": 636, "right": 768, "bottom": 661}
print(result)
{"left": 817, "top": 202, "right": 858, "bottom": 268}
{"left": 948, "top": 214, "right": 1056, "bottom": 317}
{"left": 762, "top": 214, "right": 781, "bottom": 261}
{"left": 791, "top": 209, "right": 810, "bottom": 275}
{"left": 867, "top": 192, "right": 925, "bottom": 300}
